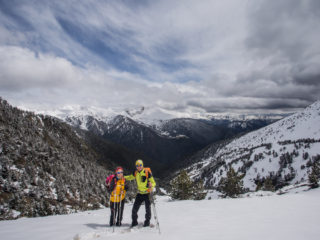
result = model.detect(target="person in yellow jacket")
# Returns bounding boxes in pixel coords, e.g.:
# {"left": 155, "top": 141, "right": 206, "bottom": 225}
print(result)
{"left": 107, "top": 166, "right": 128, "bottom": 226}
{"left": 124, "top": 159, "right": 156, "bottom": 227}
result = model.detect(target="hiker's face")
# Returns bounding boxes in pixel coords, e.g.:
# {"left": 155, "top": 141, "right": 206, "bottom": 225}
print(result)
{"left": 136, "top": 164, "right": 143, "bottom": 171}
{"left": 116, "top": 171, "right": 123, "bottom": 177}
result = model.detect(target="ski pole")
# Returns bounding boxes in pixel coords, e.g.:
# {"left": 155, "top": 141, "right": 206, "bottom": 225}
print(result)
{"left": 150, "top": 191, "right": 161, "bottom": 234}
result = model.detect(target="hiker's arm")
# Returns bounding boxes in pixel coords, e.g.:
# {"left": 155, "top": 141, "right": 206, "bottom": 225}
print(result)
{"left": 124, "top": 173, "right": 135, "bottom": 181}
{"left": 148, "top": 171, "right": 156, "bottom": 188}
{"left": 124, "top": 170, "right": 136, "bottom": 181}
{"left": 124, "top": 175, "right": 135, "bottom": 181}
{"left": 149, "top": 176, "right": 156, "bottom": 188}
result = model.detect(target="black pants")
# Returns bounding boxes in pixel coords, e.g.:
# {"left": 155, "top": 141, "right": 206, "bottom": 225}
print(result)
{"left": 110, "top": 199, "right": 125, "bottom": 225}
{"left": 132, "top": 193, "right": 151, "bottom": 224}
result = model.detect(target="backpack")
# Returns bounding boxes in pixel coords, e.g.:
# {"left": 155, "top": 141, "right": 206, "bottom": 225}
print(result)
{"left": 106, "top": 174, "right": 115, "bottom": 188}
{"left": 134, "top": 167, "right": 152, "bottom": 179}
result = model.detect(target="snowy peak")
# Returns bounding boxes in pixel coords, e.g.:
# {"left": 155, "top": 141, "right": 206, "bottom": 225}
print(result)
{"left": 187, "top": 101, "right": 320, "bottom": 191}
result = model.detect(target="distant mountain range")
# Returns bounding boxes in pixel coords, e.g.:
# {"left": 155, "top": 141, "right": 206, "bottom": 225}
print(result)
{"left": 56, "top": 107, "right": 284, "bottom": 176}
{"left": 183, "top": 101, "right": 320, "bottom": 191}
{"left": 33, "top": 104, "right": 288, "bottom": 126}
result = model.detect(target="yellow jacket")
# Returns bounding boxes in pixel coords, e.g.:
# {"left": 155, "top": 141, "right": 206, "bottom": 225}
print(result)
{"left": 125, "top": 167, "right": 156, "bottom": 194}
{"left": 110, "top": 178, "right": 126, "bottom": 202}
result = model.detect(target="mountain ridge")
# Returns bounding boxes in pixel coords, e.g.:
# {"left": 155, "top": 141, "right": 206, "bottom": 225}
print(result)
{"left": 184, "top": 101, "right": 320, "bottom": 191}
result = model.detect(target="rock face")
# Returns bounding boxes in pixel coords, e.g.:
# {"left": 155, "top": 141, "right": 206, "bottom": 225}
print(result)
{"left": 185, "top": 101, "right": 320, "bottom": 191}
{"left": 0, "top": 98, "right": 110, "bottom": 220}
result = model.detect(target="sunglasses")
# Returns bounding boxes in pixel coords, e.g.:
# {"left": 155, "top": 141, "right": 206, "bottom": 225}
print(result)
{"left": 136, "top": 164, "right": 143, "bottom": 167}
{"left": 116, "top": 171, "right": 123, "bottom": 174}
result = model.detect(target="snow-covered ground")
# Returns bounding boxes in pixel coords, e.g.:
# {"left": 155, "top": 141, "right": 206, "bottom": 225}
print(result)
{"left": 1, "top": 189, "right": 320, "bottom": 240}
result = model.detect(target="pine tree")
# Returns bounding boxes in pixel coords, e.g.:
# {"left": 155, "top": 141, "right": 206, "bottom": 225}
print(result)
{"left": 170, "top": 170, "right": 206, "bottom": 200}
{"left": 308, "top": 162, "right": 320, "bottom": 189}
{"left": 218, "top": 167, "right": 244, "bottom": 198}
{"left": 262, "top": 177, "right": 275, "bottom": 192}
{"left": 192, "top": 179, "right": 206, "bottom": 200}
{"left": 170, "top": 170, "right": 194, "bottom": 200}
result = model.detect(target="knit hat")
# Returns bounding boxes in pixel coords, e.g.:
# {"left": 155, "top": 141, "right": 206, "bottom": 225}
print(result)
{"left": 115, "top": 166, "right": 123, "bottom": 173}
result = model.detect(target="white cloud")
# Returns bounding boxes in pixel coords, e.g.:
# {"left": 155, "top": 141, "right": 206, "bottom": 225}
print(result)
{"left": 0, "top": 0, "right": 319, "bottom": 114}
{"left": 0, "top": 46, "right": 80, "bottom": 90}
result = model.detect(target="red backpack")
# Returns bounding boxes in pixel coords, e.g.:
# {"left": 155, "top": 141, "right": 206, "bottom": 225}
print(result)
{"left": 106, "top": 174, "right": 115, "bottom": 188}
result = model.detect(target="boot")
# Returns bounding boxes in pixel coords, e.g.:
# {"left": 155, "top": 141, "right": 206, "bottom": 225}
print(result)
{"left": 116, "top": 221, "right": 122, "bottom": 226}
{"left": 131, "top": 221, "right": 138, "bottom": 228}
{"left": 143, "top": 220, "right": 150, "bottom": 227}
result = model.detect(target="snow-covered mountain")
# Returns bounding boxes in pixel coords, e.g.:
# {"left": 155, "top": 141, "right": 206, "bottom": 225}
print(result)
{"left": 185, "top": 101, "right": 320, "bottom": 191}
{"left": 28, "top": 104, "right": 287, "bottom": 177}
{"left": 33, "top": 104, "right": 287, "bottom": 127}
{"left": 61, "top": 110, "right": 280, "bottom": 176}
{"left": 31, "top": 105, "right": 182, "bottom": 126}
{"left": 34, "top": 104, "right": 285, "bottom": 145}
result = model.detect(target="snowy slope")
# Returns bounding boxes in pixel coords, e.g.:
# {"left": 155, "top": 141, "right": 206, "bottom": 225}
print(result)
{"left": 187, "top": 101, "right": 320, "bottom": 191}
{"left": 1, "top": 188, "right": 320, "bottom": 240}
{"left": 0, "top": 98, "right": 110, "bottom": 220}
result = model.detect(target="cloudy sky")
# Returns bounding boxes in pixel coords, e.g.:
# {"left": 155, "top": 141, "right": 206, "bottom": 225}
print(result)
{"left": 0, "top": 0, "right": 319, "bottom": 115}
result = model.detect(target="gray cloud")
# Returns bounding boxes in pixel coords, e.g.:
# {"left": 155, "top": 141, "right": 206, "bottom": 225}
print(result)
{"left": 246, "top": 0, "right": 320, "bottom": 60}
{"left": 216, "top": 0, "right": 320, "bottom": 108}
{"left": 0, "top": 0, "right": 319, "bottom": 115}
{"left": 186, "top": 97, "right": 310, "bottom": 114}
{"left": 292, "top": 61, "right": 320, "bottom": 86}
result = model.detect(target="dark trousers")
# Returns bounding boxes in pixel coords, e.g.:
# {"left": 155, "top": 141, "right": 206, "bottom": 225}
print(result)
{"left": 110, "top": 199, "right": 125, "bottom": 225}
{"left": 132, "top": 193, "right": 151, "bottom": 224}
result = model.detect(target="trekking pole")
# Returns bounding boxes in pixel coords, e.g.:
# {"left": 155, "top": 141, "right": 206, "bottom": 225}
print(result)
{"left": 150, "top": 191, "right": 161, "bottom": 234}
{"left": 119, "top": 183, "right": 124, "bottom": 226}
{"left": 112, "top": 190, "right": 117, "bottom": 233}
{"left": 107, "top": 192, "right": 112, "bottom": 233}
